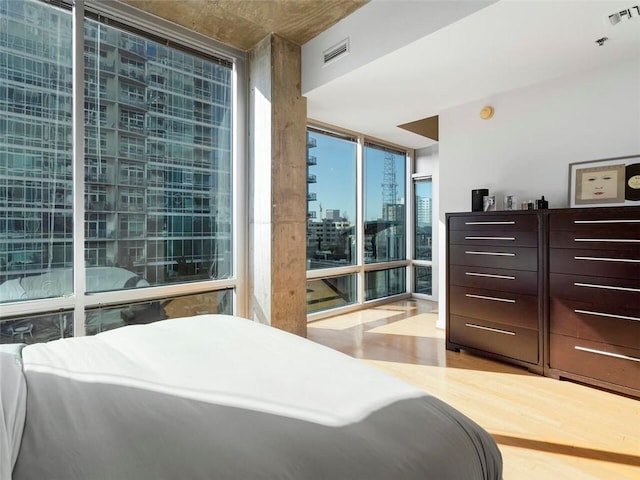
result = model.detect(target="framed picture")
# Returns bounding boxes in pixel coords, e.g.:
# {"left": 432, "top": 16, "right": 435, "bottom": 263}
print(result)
{"left": 568, "top": 155, "right": 640, "bottom": 207}
{"left": 483, "top": 195, "right": 496, "bottom": 211}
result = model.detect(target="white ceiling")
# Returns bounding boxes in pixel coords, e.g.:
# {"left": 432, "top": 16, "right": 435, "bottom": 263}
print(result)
{"left": 302, "top": 0, "right": 640, "bottom": 149}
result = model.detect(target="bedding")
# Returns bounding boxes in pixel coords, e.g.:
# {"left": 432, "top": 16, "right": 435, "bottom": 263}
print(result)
{"left": 3, "top": 314, "right": 502, "bottom": 479}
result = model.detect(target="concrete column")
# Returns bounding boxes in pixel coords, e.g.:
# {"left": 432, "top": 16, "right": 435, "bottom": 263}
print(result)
{"left": 248, "top": 34, "right": 307, "bottom": 336}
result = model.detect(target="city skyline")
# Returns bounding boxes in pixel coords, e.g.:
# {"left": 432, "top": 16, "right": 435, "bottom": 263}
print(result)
{"left": 307, "top": 130, "right": 432, "bottom": 225}
{"left": 307, "top": 131, "right": 409, "bottom": 222}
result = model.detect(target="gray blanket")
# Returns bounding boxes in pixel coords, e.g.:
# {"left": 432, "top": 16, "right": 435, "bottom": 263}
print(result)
{"left": 6, "top": 315, "right": 502, "bottom": 479}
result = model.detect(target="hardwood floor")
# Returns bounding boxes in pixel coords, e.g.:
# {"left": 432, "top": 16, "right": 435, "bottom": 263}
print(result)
{"left": 307, "top": 299, "right": 640, "bottom": 480}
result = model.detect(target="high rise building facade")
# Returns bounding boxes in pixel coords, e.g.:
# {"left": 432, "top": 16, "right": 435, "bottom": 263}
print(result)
{"left": 1, "top": 0, "right": 233, "bottom": 287}
{"left": 416, "top": 196, "right": 432, "bottom": 226}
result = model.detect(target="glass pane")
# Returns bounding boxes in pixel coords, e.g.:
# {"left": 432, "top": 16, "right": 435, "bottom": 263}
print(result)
{"left": 85, "top": 289, "right": 233, "bottom": 335}
{"left": 306, "top": 129, "right": 356, "bottom": 270}
{"left": 365, "top": 267, "right": 406, "bottom": 301}
{"left": 0, "top": 0, "right": 74, "bottom": 301}
{"left": 83, "top": 20, "right": 233, "bottom": 292}
{"left": 414, "top": 179, "right": 433, "bottom": 261}
{"left": 414, "top": 265, "right": 432, "bottom": 296}
{"left": 364, "top": 144, "right": 406, "bottom": 263}
{"left": 1, "top": 311, "right": 73, "bottom": 345}
{"left": 306, "top": 274, "right": 356, "bottom": 314}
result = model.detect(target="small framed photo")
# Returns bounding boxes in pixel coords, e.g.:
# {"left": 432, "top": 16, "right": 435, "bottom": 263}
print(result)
{"left": 568, "top": 155, "right": 640, "bottom": 208}
{"left": 483, "top": 195, "right": 496, "bottom": 211}
{"left": 503, "top": 194, "right": 517, "bottom": 211}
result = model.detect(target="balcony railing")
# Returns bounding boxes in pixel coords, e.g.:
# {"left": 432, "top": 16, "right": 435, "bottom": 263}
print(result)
{"left": 85, "top": 173, "right": 108, "bottom": 183}
{"left": 307, "top": 155, "right": 317, "bottom": 166}
{"left": 307, "top": 174, "right": 317, "bottom": 183}
{"left": 306, "top": 135, "right": 317, "bottom": 148}
{"left": 85, "top": 201, "right": 112, "bottom": 211}
{"left": 119, "top": 68, "right": 145, "bottom": 83}
{"left": 118, "top": 121, "right": 145, "bottom": 134}
{"left": 119, "top": 94, "right": 147, "bottom": 109}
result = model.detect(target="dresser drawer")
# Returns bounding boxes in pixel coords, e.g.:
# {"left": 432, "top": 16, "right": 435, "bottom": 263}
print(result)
{"left": 550, "top": 298, "right": 640, "bottom": 350}
{"left": 448, "top": 229, "right": 537, "bottom": 247}
{"left": 549, "top": 208, "right": 640, "bottom": 233}
{"left": 549, "top": 230, "right": 640, "bottom": 252}
{"left": 449, "top": 213, "right": 538, "bottom": 232}
{"left": 549, "top": 248, "right": 640, "bottom": 279}
{"left": 449, "top": 265, "right": 538, "bottom": 295}
{"left": 449, "top": 315, "right": 538, "bottom": 364}
{"left": 449, "top": 244, "right": 538, "bottom": 271}
{"left": 550, "top": 334, "right": 640, "bottom": 391}
{"left": 449, "top": 285, "right": 538, "bottom": 330}
{"left": 549, "top": 273, "right": 640, "bottom": 307}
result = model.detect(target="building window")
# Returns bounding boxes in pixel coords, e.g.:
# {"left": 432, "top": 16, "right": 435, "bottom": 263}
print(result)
{"left": 0, "top": 0, "right": 72, "bottom": 289}
{"left": 306, "top": 274, "right": 356, "bottom": 314}
{"left": 412, "top": 177, "right": 433, "bottom": 296}
{"left": 364, "top": 143, "right": 406, "bottom": 264}
{"left": 414, "top": 265, "right": 432, "bottom": 296}
{"left": 306, "top": 125, "right": 411, "bottom": 316}
{"left": 0, "top": 0, "right": 240, "bottom": 344}
{"left": 365, "top": 267, "right": 406, "bottom": 301}
{"left": 306, "top": 128, "right": 356, "bottom": 270}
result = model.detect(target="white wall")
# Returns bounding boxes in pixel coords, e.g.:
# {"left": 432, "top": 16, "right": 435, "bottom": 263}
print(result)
{"left": 439, "top": 60, "right": 640, "bottom": 214}
{"left": 437, "top": 59, "right": 640, "bottom": 323}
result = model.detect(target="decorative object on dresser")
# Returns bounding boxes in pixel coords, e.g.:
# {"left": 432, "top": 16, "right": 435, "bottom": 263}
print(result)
{"left": 483, "top": 195, "right": 496, "bottom": 212}
{"left": 472, "top": 188, "right": 489, "bottom": 212}
{"left": 546, "top": 206, "right": 640, "bottom": 398}
{"left": 503, "top": 195, "right": 517, "bottom": 211}
{"left": 446, "top": 210, "right": 544, "bottom": 374}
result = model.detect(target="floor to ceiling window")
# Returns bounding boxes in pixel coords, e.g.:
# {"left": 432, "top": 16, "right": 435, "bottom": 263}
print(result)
{"left": 306, "top": 127, "right": 357, "bottom": 314}
{"left": 306, "top": 125, "right": 411, "bottom": 316}
{"left": 0, "top": 0, "right": 244, "bottom": 344}
{"left": 363, "top": 142, "right": 407, "bottom": 301}
{"left": 413, "top": 177, "right": 433, "bottom": 296}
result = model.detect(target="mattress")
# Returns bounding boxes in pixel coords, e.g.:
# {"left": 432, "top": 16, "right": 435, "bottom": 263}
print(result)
{"left": 6, "top": 314, "right": 502, "bottom": 479}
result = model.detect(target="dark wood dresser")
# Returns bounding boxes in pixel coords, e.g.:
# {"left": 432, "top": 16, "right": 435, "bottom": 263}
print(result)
{"left": 446, "top": 211, "right": 544, "bottom": 373}
{"left": 546, "top": 207, "right": 640, "bottom": 397}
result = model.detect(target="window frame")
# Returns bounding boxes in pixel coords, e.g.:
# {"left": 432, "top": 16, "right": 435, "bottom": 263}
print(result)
{"left": 0, "top": 0, "right": 247, "bottom": 331}
{"left": 306, "top": 121, "right": 413, "bottom": 321}
{"left": 411, "top": 175, "right": 435, "bottom": 300}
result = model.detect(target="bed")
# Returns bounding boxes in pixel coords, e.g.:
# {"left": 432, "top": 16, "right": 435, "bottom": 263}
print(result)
{"left": 1, "top": 314, "right": 502, "bottom": 479}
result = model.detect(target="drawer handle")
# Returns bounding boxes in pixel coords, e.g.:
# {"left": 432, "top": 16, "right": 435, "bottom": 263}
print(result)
{"left": 574, "top": 346, "right": 640, "bottom": 363}
{"left": 574, "top": 309, "right": 640, "bottom": 322}
{"left": 574, "top": 282, "right": 640, "bottom": 293}
{"left": 574, "top": 256, "right": 640, "bottom": 263}
{"left": 574, "top": 238, "right": 640, "bottom": 243}
{"left": 574, "top": 220, "right": 640, "bottom": 224}
{"left": 465, "top": 323, "right": 516, "bottom": 335}
{"left": 465, "top": 251, "right": 516, "bottom": 257}
{"left": 464, "top": 221, "right": 516, "bottom": 225}
{"left": 465, "top": 293, "right": 515, "bottom": 303}
{"left": 465, "top": 236, "right": 516, "bottom": 241}
{"left": 465, "top": 272, "right": 516, "bottom": 280}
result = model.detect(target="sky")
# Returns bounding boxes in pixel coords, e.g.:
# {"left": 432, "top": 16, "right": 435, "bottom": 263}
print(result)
{"left": 308, "top": 132, "right": 414, "bottom": 222}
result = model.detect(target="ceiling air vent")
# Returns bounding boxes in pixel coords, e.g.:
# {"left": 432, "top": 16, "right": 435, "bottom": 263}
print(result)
{"left": 323, "top": 38, "right": 350, "bottom": 65}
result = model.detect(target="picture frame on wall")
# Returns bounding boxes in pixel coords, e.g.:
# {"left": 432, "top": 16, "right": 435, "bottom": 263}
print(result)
{"left": 568, "top": 155, "right": 640, "bottom": 208}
